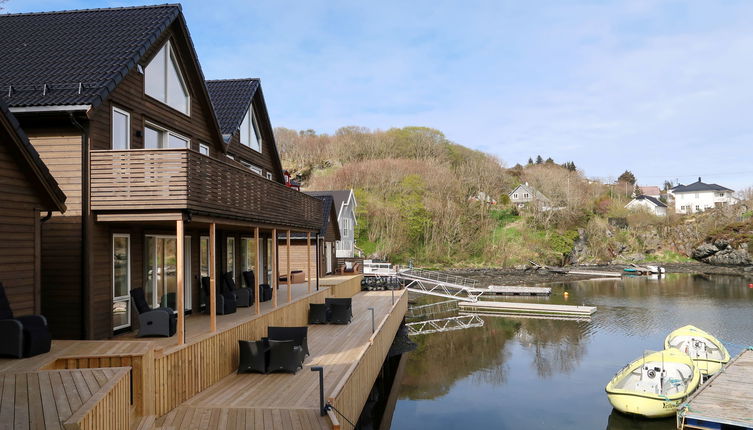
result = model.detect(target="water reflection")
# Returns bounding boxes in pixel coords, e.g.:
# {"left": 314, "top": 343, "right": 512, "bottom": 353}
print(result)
{"left": 392, "top": 274, "right": 753, "bottom": 430}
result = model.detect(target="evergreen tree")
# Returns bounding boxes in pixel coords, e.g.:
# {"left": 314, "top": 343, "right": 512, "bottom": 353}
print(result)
{"left": 545, "top": 157, "right": 554, "bottom": 164}
{"left": 535, "top": 155, "right": 543, "bottom": 164}
{"left": 527, "top": 157, "right": 534, "bottom": 165}
{"left": 618, "top": 170, "right": 636, "bottom": 185}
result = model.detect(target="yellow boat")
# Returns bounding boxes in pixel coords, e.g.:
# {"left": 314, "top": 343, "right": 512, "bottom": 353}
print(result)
{"left": 664, "top": 325, "right": 730, "bottom": 376}
{"left": 605, "top": 348, "right": 701, "bottom": 418}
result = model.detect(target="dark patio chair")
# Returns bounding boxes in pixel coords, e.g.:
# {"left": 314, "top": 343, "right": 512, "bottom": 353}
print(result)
{"left": 201, "top": 276, "right": 237, "bottom": 315}
{"left": 241, "top": 271, "right": 257, "bottom": 306}
{"left": 259, "top": 283, "right": 273, "bottom": 302}
{"left": 308, "top": 303, "right": 328, "bottom": 324}
{"left": 325, "top": 298, "right": 353, "bottom": 324}
{"left": 267, "top": 339, "right": 305, "bottom": 374}
{"left": 0, "top": 282, "right": 51, "bottom": 358}
{"left": 224, "top": 272, "right": 252, "bottom": 307}
{"left": 130, "top": 288, "right": 176, "bottom": 338}
{"left": 268, "top": 326, "right": 309, "bottom": 356}
{"left": 238, "top": 340, "right": 268, "bottom": 374}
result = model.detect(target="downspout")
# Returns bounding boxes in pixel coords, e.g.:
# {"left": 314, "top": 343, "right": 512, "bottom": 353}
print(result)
{"left": 40, "top": 211, "right": 52, "bottom": 223}
{"left": 315, "top": 233, "right": 320, "bottom": 291}
{"left": 69, "top": 112, "right": 91, "bottom": 339}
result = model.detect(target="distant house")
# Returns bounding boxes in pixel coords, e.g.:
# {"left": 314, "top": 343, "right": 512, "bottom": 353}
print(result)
{"left": 279, "top": 195, "right": 340, "bottom": 276}
{"left": 671, "top": 177, "right": 737, "bottom": 214}
{"left": 305, "top": 190, "right": 357, "bottom": 258}
{"left": 508, "top": 183, "right": 551, "bottom": 209}
{"left": 625, "top": 195, "right": 667, "bottom": 216}
{"left": 469, "top": 191, "right": 497, "bottom": 205}
{"left": 638, "top": 186, "right": 662, "bottom": 199}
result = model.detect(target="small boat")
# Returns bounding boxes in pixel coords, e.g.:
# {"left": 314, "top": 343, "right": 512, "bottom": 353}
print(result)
{"left": 623, "top": 265, "right": 665, "bottom": 275}
{"left": 606, "top": 348, "right": 701, "bottom": 418}
{"left": 664, "top": 325, "right": 730, "bottom": 376}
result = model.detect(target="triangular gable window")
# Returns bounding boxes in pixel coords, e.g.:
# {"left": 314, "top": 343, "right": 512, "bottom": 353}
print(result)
{"left": 145, "top": 41, "right": 190, "bottom": 115}
{"left": 239, "top": 106, "right": 262, "bottom": 153}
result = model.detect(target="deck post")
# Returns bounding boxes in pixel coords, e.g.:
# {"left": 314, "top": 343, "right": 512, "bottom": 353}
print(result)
{"left": 272, "top": 228, "right": 278, "bottom": 307}
{"left": 307, "top": 232, "right": 312, "bottom": 293}
{"left": 176, "top": 219, "right": 185, "bottom": 345}
{"left": 287, "top": 229, "right": 292, "bottom": 303}
{"left": 315, "top": 233, "right": 320, "bottom": 291}
{"left": 209, "top": 222, "right": 217, "bottom": 332}
{"left": 255, "top": 227, "right": 261, "bottom": 315}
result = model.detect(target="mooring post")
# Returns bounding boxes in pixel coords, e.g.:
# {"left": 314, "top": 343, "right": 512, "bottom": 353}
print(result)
{"left": 311, "top": 366, "right": 325, "bottom": 416}
{"left": 368, "top": 307, "right": 375, "bottom": 333}
{"left": 391, "top": 289, "right": 395, "bottom": 305}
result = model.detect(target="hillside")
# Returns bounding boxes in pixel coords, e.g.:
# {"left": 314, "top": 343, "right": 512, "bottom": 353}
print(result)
{"left": 275, "top": 126, "right": 752, "bottom": 267}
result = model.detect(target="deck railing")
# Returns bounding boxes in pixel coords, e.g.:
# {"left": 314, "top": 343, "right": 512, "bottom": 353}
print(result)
{"left": 90, "top": 149, "right": 322, "bottom": 230}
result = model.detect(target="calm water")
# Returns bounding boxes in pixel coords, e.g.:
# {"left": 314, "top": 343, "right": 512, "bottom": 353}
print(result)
{"left": 390, "top": 274, "right": 753, "bottom": 430}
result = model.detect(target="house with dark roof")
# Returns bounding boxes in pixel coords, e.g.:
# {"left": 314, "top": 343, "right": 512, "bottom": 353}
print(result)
{"left": 508, "top": 183, "right": 552, "bottom": 209}
{"left": 278, "top": 195, "right": 341, "bottom": 277}
{"left": 0, "top": 100, "right": 66, "bottom": 318}
{"left": 305, "top": 189, "right": 358, "bottom": 258}
{"left": 625, "top": 195, "right": 667, "bottom": 216}
{"left": 670, "top": 177, "right": 737, "bottom": 214}
{"left": 0, "top": 5, "right": 323, "bottom": 340}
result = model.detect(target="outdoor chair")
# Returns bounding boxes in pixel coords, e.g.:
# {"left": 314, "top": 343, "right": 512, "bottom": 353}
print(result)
{"left": 238, "top": 340, "right": 268, "bottom": 374}
{"left": 267, "top": 339, "right": 305, "bottom": 374}
{"left": 201, "top": 277, "right": 237, "bottom": 315}
{"left": 279, "top": 270, "right": 305, "bottom": 284}
{"left": 0, "top": 282, "right": 51, "bottom": 358}
{"left": 241, "top": 271, "right": 258, "bottom": 305}
{"left": 130, "top": 287, "right": 176, "bottom": 338}
{"left": 268, "top": 326, "right": 309, "bottom": 356}
{"left": 225, "top": 272, "right": 252, "bottom": 307}
{"left": 325, "top": 298, "right": 353, "bottom": 324}
{"left": 160, "top": 292, "right": 176, "bottom": 310}
{"left": 308, "top": 303, "right": 328, "bottom": 324}
{"left": 259, "top": 283, "right": 273, "bottom": 302}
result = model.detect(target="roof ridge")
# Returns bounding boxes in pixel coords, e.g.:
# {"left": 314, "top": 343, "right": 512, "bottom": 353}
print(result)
{"left": 206, "top": 78, "right": 260, "bottom": 83}
{"left": 0, "top": 3, "right": 181, "bottom": 18}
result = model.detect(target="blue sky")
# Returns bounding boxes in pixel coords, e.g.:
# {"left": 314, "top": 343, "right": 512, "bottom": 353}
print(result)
{"left": 8, "top": 1, "right": 753, "bottom": 189}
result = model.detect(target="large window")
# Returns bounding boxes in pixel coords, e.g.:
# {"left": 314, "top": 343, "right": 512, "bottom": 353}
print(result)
{"left": 239, "top": 107, "right": 262, "bottom": 152}
{"left": 112, "top": 234, "right": 131, "bottom": 330}
{"left": 226, "top": 237, "right": 236, "bottom": 280}
{"left": 145, "top": 235, "right": 191, "bottom": 311}
{"left": 112, "top": 107, "right": 130, "bottom": 150}
{"left": 144, "top": 123, "right": 189, "bottom": 149}
{"left": 240, "top": 237, "right": 257, "bottom": 287}
{"left": 145, "top": 41, "right": 190, "bottom": 114}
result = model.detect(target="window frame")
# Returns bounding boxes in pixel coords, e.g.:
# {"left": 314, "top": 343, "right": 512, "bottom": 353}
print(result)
{"left": 266, "top": 172, "right": 273, "bottom": 180}
{"left": 199, "top": 143, "right": 210, "bottom": 156}
{"left": 143, "top": 121, "right": 191, "bottom": 150}
{"left": 144, "top": 40, "right": 191, "bottom": 116}
{"left": 239, "top": 106, "right": 262, "bottom": 153}
{"left": 111, "top": 106, "right": 131, "bottom": 150}
{"left": 226, "top": 236, "right": 236, "bottom": 281}
{"left": 112, "top": 233, "right": 131, "bottom": 331}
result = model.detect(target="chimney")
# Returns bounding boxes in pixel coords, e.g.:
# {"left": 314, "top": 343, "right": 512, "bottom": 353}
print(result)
{"left": 698, "top": 177, "right": 701, "bottom": 182}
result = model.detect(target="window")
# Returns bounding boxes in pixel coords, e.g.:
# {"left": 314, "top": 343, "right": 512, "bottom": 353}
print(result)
{"left": 145, "top": 41, "right": 190, "bottom": 114}
{"left": 240, "top": 237, "right": 257, "bottom": 287}
{"left": 717, "top": 192, "right": 725, "bottom": 197}
{"left": 695, "top": 205, "right": 700, "bottom": 211}
{"left": 226, "top": 154, "right": 236, "bottom": 161}
{"left": 144, "top": 235, "right": 191, "bottom": 311}
{"left": 226, "top": 237, "right": 235, "bottom": 280}
{"left": 199, "top": 143, "right": 210, "bottom": 156}
{"left": 200, "top": 236, "right": 209, "bottom": 278}
{"left": 112, "top": 234, "right": 130, "bottom": 330}
{"left": 523, "top": 193, "right": 529, "bottom": 198}
{"left": 513, "top": 193, "right": 518, "bottom": 199}
{"left": 144, "top": 123, "right": 189, "bottom": 149}
{"left": 239, "top": 107, "right": 262, "bottom": 152}
{"left": 266, "top": 172, "right": 273, "bottom": 180}
{"left": 112, "top": 107, "right": 130, "bottom": 150}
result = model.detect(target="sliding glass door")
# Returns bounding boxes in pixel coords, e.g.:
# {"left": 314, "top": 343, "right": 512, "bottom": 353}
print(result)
{"left": 145, "top": 235, "right": 191, "bottom": 312}
{"left": 113, "top": 234, "right": 131, "bottom": 330}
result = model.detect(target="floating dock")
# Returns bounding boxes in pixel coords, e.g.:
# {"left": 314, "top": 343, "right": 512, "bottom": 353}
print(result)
{"left": 458, "top": 300, "right": 596, "bottom": 319}
{"left": 473, "top": 285, "right": 552, "bottom": 296}
{"left": 566, "top": 270, "right": 622, "bottom": 277}
{"left": 677, "top": 349, "right": 753, "bottom": 430}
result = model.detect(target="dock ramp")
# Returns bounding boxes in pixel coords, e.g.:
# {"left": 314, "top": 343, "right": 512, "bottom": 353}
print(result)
{"left": 406, "top": 314, "right": 485, "bottom": 336}
{"left": 397, "top": 268, "right": 483, "bottom": 302}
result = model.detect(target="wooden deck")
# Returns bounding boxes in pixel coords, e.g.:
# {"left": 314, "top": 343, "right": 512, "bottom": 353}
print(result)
{"left": 155, "top": 289, "right": 407, "bottom": 430}
{"left": 678, "top": 349, "right": 753, "bottom": 430}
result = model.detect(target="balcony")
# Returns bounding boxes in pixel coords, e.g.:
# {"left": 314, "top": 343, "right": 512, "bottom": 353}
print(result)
{"left": 90, "top": 149, "right": 322, "bottom": 230}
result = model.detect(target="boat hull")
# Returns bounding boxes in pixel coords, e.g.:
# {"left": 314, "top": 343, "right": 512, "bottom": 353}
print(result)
{"left": 606, "top": 392, "right": 685, "bottom": 418}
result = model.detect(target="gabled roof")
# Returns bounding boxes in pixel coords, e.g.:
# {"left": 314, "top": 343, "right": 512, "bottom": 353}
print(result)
{"left": 629, "top": 195, "right": 666, "bottom": 208}
{"left": 672, "top": 178, "right": 733, "bottom": 193}
{"left": 508, "top": 183, "right": 550, "bottom": 202}
{"left": 0, "top": 99, "right": 66, "bottom": 211}
{"left": 639, "top": 186, "right": 662, "bottom": 196}
{"left": 205, "top": 79, "right": 260, "bottom": 138}
{"left": 0, "top": 5, "right": 180, "bottom": 108}
{"left": 286, "top": 195, "right": 340, "bottom": 241}
{"left": 305, "top": 189, "right": 355, "bottom": 220}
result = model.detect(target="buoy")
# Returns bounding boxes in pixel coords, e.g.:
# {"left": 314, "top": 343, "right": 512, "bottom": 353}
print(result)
{"left": 564, "top": 292, "right": 569, "bottom": 299}
{"left": 748, "top": 283, "right": 753, "bottom": 288}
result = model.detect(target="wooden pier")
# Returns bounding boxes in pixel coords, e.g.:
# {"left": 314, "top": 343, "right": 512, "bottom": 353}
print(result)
{"left": 458, "top": 300, "right": 596, "bottom": 319}
{"left": 476, "top": 285, "right": 551, "bottom": 296}
{"left": 677, "top": 349, "right": 753, "bottom": 430}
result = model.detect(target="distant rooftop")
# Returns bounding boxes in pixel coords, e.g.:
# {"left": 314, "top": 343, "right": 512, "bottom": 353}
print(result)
{"left": 672, "top": 177, "right": 733, "bottom": 193}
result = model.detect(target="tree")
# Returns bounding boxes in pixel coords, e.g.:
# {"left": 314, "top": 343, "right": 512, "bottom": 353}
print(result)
{"left": 545, "top": 157, "right": 554, "bottom": 164}
{"left": 633, "top": 184, "right": 642, "bottom": 197}
{"left": 618, "top": 170, "right": 636, "bottom": 185}
{"left": 535, "top": 155, "right": 543, "bottom": 164}
{"left": 527, "top": 157, "right": 534, "bottom": 165}
{"left": 662, "top": 180, "right": 674, "bottom": 191}
{"left": 562, "top": 161, "right": 577, "bottom": 172}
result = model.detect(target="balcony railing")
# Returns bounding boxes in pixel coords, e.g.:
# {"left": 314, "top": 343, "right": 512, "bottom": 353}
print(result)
{"left": 90, "top": 149, "right": 322, "bottom": 230}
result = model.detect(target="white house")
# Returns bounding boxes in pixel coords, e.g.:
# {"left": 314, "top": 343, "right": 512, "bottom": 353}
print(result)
{"left": 306, "top": 189, "right": 357, "bottom": 258}
{"left": 508, "top": 183, "right": 551, "bottom": 209}
{"left": 626, "top": 195, "right": 667, "bottom": 216}
{"left": 671, "top": 178, "right": 737, "bottom": 214}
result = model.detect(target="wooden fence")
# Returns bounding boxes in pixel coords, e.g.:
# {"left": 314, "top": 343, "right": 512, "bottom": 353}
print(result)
{"left": 63, "top": 368, "right": 131, "bottom": 430}
{"left": 328, "top": 290, "right": 408, "bottom": 430}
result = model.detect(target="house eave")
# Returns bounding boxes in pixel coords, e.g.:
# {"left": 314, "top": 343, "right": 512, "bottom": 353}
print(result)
{"left": 9, "top": 104, "right": 92, "bottom": 113}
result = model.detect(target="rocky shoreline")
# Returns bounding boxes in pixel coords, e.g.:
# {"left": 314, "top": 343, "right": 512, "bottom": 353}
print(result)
{"left": 445, "top": 262, "right": 753, "bottom": 287}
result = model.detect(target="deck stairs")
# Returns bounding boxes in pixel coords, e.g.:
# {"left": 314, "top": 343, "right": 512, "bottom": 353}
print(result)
{"left": 406, "top": 314, "right": 485, "bottom": 336}
{"left": 397, "top": 268, "right": 484, "bottom": 302}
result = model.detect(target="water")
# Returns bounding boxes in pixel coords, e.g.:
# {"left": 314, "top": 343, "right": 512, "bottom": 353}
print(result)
{"left": 390, "top": 274, "right": 753, "bottom": 429}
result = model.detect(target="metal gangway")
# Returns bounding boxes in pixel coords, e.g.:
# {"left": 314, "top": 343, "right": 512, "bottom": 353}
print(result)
{"left": 406, "top": 314, "right": 485, "bottom": 336}
{"left": 397, "top": 267, "right": 484, "bottom": 302}
{"left": 406, "top": 299, "right": 459, "bottom": 319}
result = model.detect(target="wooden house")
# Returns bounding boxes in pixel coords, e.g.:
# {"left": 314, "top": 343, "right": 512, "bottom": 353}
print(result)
{"left": 306, "top": 189, "right": 358, "bottom": 258}
{"left": 0, "top": 5, "right": 323, "bottom": 340}
{"left": 279, "top": 194, "right": 341, "bottom": 277}
{"left": 0, "top": 100, "right": 66, "bottom": 317}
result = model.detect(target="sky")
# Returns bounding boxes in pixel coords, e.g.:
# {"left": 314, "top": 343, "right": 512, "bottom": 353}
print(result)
{"left": 8, "top": 0, "right": 753, "bottom": 189}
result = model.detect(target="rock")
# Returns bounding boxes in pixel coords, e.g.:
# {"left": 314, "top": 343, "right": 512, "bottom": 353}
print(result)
{"left": 514, "top": 264, "right": 528, "bottom": 271}
{"left": 713, "top": 239, "right": 730, "bottom": 250}
{"left": 744, "top": 266, "right": 753, "bottom": 272}
{"left": 705, "top": 249, "right": 752, "bottom": 266}
{"left": 692, "top": 243, "right": 719, "bottom": 260}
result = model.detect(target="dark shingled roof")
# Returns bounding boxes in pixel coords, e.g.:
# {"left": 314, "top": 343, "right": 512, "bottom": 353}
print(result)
{"left": 0, "top": 5, "right": 181, "bottom": 108}
{"left": 0, "top": 99, "right": 66, "bottom": 211}
{"left": 305, "top": 190, "right": 353, "bottom": 218}
{"left": 205, "top": 79, "right": 259, "bottom": 137}
{"left": 633, "top": 195, "right": 667, "bottom": 208}
{"left": 286, "top": 195, "right": 340, "bottom": 240}
{"left": 672, "top": 178, "right": 733, "bottom": 193}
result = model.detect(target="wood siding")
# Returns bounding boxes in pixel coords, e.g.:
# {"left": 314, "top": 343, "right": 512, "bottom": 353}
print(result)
{"left": 0, "top": 134, "right": 45, "bottom": 316}
{"left": 278, "top": 239, "right": 335, "bottom": 277}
